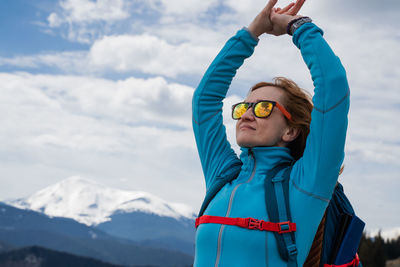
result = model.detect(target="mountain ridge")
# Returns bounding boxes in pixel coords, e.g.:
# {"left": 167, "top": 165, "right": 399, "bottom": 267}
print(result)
{"left": 0, "top": 246, "right": 125, "bottom": 267}
{"left": 7, "top": 176, "right": 196, "bottom": 226}
{"left": 0, "top": 202, "right": 193, "bottom": 266}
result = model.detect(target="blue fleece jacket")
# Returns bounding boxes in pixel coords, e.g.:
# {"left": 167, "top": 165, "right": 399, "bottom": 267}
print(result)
{"left": 192, "top": 23, "right": 350, "bottom": 267}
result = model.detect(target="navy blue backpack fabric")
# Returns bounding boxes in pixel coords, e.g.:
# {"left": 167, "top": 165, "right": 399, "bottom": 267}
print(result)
{"left": 321, "top": 183, "right": 362, "bottom": 266}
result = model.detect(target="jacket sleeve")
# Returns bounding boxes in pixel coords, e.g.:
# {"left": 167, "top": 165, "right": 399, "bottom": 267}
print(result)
{"left": 291, "top": 23, "right": 350, "bottom": 200}
{"left": 192, "top": 28, "right": 258, "bottom": 190}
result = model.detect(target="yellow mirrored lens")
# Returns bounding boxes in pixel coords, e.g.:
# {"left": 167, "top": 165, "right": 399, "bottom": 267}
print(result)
{"left": 255, "top": 102, "right": 273, "bottom": 117}
{"left": 233, "top": 103, "right": 248, "bottom": 119}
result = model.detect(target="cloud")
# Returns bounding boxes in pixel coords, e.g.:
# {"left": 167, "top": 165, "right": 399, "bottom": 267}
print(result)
{"left": 0, "top": 72, "right": 205, "bottom": 206}
{"left": 0, "top": 32, "right": 219, "bottom": 79}
{"left": 48, "top": 13, "right": 63, "bottom": 27}
{"left": 0, "top": 72, "right": 194, "bottom": 130}
{"left": 45, "top": 0, "right": 222, "bottom": 43}
{"left": 157, "top": 0, "right": 219, "bottom": 17}
{"left": 48, "top": 0, "right": 129, "bottom": 25}
{"left": 46, "top": 0, "right": 130, "bottom": 43}
{"left": 0, "top": 51, "right": 88, "bottom": 72}
{"left": 88, "top": 33, "right": 217, "bottom": 77}
{"left": 310, "top": 0, "right": 399, "bottom": 26}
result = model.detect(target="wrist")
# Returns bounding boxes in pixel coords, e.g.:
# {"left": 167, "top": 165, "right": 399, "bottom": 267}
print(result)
{"left": 287, "top": 16, "right": 312, "bottom": 36}
{"left": 247, "top": 24, "right": 263, "bottom": 38}
{"left": 243, "top": 27, "right": 260, "bottom": 41}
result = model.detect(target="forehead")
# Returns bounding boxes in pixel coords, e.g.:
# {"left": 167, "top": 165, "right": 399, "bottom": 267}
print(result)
{"left": 245, "top": 86, "right": 285, "bottom": 103}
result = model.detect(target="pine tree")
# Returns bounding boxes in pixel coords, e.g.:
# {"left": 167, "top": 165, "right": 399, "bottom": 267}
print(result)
{"left": 385, "top": 236, "right": 400, "bottom": 260}
{"left": 359, "top": 232, "right": 386, "bottom": 267}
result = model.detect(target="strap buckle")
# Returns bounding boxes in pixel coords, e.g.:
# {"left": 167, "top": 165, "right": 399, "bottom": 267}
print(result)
{"left": 248, "top": 218, "right": 263, "bottom": 230}
{"left": 286, "top": 244, "right": 298, "bottom": 256}
{"left": 278, "top": 221, "right": 294, "bottom": 234}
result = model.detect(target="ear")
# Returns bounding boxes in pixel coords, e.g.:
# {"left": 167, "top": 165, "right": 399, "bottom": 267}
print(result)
{"left": 282, "top": 126, "right": 300, "bottom": 143}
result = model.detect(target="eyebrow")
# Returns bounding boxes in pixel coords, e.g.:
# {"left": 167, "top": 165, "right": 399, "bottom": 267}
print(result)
{"left": 244, "top": 99, "right": 273, "bottom": 102}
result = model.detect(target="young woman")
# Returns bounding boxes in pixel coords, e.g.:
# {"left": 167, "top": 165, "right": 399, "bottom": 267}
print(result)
{"left": 192, "top": 0, "right": 350, "bottom": 266}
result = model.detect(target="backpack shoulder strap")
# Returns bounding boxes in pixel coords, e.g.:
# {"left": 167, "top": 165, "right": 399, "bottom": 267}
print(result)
{"left": 265, "top": 162, "right": 298, "bottom": 267}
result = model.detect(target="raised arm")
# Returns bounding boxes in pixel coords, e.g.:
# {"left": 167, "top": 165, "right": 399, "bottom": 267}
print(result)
{"left": 192, "top": 29, "right": 257, "bottom": 190}
{"left": 266, "top": 9, "right": 350, "bottom": 199}
{"left": 292, "top": 22, "right": 350, "bottom": 199}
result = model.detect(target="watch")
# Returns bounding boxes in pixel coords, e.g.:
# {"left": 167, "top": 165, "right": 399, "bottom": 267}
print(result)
{"left": 287, "top": 17, "right": 312, "bottom": 36}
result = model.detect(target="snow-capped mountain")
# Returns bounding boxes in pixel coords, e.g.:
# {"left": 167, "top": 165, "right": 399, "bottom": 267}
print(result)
{"left": 7, "top": 176, "right": 196, "bottom": 226}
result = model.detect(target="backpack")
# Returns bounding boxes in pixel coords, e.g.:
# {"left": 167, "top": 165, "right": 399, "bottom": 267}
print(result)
{"left": 196, "top": 162, "right": 364, "bottom": 267}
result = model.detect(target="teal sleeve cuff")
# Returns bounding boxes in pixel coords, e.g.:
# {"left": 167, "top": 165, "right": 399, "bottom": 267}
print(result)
{"left": 292, "top": 22, "right": 323, "bottom": 48}
{"left": 238, "top": 27, "right": 259, "bottom": 46}
{"left": 242, "top": 27, "right": 260, "bottom": 42}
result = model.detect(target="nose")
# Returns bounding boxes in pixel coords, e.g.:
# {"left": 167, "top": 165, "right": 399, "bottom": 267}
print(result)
{"left": 240, "top": 107, "right": 255, "bottom": 121}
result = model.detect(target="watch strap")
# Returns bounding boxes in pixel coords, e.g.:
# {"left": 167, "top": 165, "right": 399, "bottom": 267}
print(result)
{"left": 287, "top": 17, "right": 312, "bottom": 36}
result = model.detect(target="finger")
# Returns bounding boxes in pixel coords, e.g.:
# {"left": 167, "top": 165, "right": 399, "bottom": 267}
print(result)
{"left": 270, "top": 8, "right": 278, "bottom": 20}
{"left": 287, "top": 0, "right": 305, "bottom": 15}
{"left": 265, "top": 0, "right": 278, "bottom": 13}
{"left": 288, "top": 0, "right": 305, "bottom": 15}
{"left": 272, "top": 7, "right": 281, "bottom": 16}
{"left": 278, "top": 2, "right": 295, "bottom": 14}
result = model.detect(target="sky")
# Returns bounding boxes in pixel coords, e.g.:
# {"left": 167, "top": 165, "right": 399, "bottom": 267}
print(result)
{"left": 0, "top": 0, "right": 399, "bottom": 236}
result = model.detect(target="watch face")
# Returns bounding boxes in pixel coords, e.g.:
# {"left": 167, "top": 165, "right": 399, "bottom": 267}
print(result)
{"left": 294, "top": 18, "right": 310, "bottom": 29}
{"left": 294, "top": 18, "right": 305, "bottom": 28}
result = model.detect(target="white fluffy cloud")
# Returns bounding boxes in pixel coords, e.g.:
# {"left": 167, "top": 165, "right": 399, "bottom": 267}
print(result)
{"left": 0, "top": 72, "right": 205, "bottom": 206}
{"left": 47, "top": 0, "right": 130, "bottom": 43}
{"left": 45, "top": 0, "right": 222, "bottom": 43}
{"left": 0, "top": 51, "right": 88, "bottom": 72}
{"left": 88, "top": 33, "right": 217, "bottom": 77}
{"left": 0, "top": 72, "right": 194, "bottom": 131}
{"left": 0, "top": 32, "right": 218, "bottom": 78}
{"left": 48, "top": 0, "right": 129, "bottom": 25}
{"left": 157, "top": 0, "right": 218, "bottom": 17}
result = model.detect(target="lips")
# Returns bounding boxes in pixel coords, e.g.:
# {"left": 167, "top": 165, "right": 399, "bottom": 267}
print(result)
{"left": 239, "top": 124, "right": 256, "bottom": 130}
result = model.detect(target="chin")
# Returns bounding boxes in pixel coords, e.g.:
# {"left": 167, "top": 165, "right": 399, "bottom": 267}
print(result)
{"left": 236, "top": 138, "right": 257, "bottom": 148}
{"left": 237, "top": 136, "right": 279, "bottom": 148}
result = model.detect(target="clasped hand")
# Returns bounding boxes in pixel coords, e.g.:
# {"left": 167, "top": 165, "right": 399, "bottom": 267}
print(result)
{"left": 248, "top": 0, "right": 306, "bottom": 37}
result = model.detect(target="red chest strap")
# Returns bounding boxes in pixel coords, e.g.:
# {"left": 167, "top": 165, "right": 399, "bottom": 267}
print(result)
{"left": 195, "top": 215, "right": 296, "bottom": 234}
{"left": 323, "top": 253, "right": 360, "bottom": 267}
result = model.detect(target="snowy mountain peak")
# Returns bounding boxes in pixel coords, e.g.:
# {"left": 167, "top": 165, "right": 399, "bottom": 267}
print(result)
{"left": 8, "top": 176, "right": 196, "bottom": 226}
{"left": 58, "top": 176, "right": 103, "bottom": 188}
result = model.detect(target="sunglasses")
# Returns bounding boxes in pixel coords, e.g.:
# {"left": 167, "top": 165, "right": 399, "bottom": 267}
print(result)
{"left": 232, "top": 100, "right": 292, "bottom": 121}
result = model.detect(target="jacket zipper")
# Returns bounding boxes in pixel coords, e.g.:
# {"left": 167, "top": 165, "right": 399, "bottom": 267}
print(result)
{"left": 214, "top": 148, "right": 256, "bottom": 267}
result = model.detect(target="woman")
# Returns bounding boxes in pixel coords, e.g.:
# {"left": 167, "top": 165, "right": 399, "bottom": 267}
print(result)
{"left": 192, "top": 0, "right": 350, "bottom": 266}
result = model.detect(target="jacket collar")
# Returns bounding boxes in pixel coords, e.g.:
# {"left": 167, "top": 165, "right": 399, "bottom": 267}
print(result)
{"left": 239, "top": 146, "right": 294, "bottom": 173}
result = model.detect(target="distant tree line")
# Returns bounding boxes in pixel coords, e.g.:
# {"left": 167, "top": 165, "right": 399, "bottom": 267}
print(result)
{"left": 359, "top": 232, "right": 400, "bottom": 267}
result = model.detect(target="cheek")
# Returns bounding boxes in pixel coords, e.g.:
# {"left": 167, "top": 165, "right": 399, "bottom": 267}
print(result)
{"left": 235, "top": 122, "right": 241, "bottom": 140}
{"left": 256, "top": 120, "right": 280, "bottom": 143}
{"left": 257, "top": 127, "right": 269, "bottom": 143}
{"left": 257, "top": 121, "right": 269, "bottom": 136}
